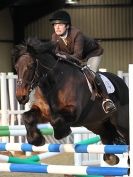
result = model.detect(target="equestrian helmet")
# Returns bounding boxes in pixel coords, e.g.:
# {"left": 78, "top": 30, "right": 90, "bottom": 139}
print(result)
{"left": 49, "top": 10, "right": 71, "bottom": 25}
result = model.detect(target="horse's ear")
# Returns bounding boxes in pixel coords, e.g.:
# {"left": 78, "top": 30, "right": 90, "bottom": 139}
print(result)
{"left": 11, "top": 44, "right": 25, "bottom": 65}
{"left": 11, "top": 46, "right": 18, "bottom": 65}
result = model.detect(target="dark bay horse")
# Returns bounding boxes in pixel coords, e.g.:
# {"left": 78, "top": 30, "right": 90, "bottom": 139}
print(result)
{"left": 12, "top": 38, "right": 129, "bottom": 165}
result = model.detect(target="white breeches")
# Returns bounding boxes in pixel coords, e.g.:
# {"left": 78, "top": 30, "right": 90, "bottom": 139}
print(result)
{"left": 87, "top": 55, "right": 102, "bottom": 72}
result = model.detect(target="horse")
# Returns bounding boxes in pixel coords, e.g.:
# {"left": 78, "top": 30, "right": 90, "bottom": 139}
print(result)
{"left": 12, "top": 38, "right": 129, "bottom": 165}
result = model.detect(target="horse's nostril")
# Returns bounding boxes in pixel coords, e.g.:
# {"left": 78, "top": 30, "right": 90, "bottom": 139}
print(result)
{"left": 17, "top": 95, "right": 29, "bottom": 105}
{"left": 22, "top": 95, "right": 27, "bottom": 100}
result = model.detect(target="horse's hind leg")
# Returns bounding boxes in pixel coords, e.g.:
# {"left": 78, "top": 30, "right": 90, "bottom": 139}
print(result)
{"left": 99, "top": 131, "right": 120, "bottom": 165}
{"left": 88, "top": 120, "right": 120, "bottom": 165}
{"left": 22, "top": 108, "right": 46, "bottom": 146}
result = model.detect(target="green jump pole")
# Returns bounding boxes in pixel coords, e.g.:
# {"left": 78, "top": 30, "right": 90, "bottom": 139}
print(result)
{"left": 8, "top": 156, "right": 39, "bottom": 164}
{"left": 0, "top": 130, "right": 10, "bottom": 136}
{"left": 0, "top": 128, "right": 54, "bottom": 136}
{"left": 26, "top": 136, "right": 101, "bottom": 162}
{"left": 76, "top": 136, "right": 100, "bottom": 145}
{"left": 74, "top": 136, "right": 101, "bottom": 177}
{"left": 0, "top": 126, "right": 9, "bottom": 130}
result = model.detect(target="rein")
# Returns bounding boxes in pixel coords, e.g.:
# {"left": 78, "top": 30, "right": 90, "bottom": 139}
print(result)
{"left": 30, "top": 56, "right": 61, "bottom": 91}
{"left": 16, "top": 51, "right": 94, "bottom": 100}
{"left": 32, "top": 56, "right": 95, "bottom": 97}
{"left": 30, "top": 59, "right": 40, "bottom": 90}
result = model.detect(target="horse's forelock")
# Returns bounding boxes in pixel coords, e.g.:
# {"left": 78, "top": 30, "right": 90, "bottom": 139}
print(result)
{"left": 12, "top": 38, "right": 56, "bottom": 65}
{"left": 12, "top": 44, "right": 28, "bottom": 65}
{"left": 12, "top": 38, "right": 38, "bottom": 64}
{"left": 26, "top": 38, "right": 56, "bottom": 54}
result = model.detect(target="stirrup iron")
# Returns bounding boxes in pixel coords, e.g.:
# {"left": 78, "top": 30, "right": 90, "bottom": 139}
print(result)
{"left": 102, "top": 99, "right": 116, "bottom": 114}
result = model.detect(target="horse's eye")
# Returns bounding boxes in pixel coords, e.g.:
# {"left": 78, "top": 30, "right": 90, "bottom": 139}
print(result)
{"left": 17, "top": 79, "right": 22, "bottom": 85}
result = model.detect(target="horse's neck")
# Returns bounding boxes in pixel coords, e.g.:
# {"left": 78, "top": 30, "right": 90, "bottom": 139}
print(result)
{"left": 38, "top": 66, "right": 57, "bottom": 94}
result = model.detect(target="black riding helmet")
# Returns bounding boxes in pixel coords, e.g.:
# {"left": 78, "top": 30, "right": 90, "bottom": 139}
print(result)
{"left": 49, "top": 10, "right": 71, "bottom": 25}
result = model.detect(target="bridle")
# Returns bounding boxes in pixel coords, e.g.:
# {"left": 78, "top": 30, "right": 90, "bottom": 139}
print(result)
{"left": 29, "top": 58, "right": 40, "bottom": 91}
{"left": 16, "top": 52, "right": 82, "bottom": 94}
{"left": 17, "top": 53, "right": 62, "bottom": 93}
{"left": 29, "top": 54, "right": 83, "bottom": 92}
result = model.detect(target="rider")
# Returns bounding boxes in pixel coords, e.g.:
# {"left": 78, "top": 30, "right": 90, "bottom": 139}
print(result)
{"left": 49, "top": 10, "right": 116, "bottom": 114}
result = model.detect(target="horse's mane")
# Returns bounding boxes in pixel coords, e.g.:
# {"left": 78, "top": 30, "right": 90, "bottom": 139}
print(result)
{"left": 12, "top": 37, "right": 82, "bottom": 71}
{"left": 12, "top": 37, "right": 56, "bottom": 64}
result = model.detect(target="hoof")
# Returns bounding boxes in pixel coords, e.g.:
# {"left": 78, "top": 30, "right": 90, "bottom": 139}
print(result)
{"left": 54, "top": 126, "right": 72, "bottom": 140}
{"left": 27, "top": 135, "right": 45, "bottom": 146}
{"left": 103, "top": 154, "right": 120, "bottom": 166}
{"left": 27, "top": 130, "right": 45, "bottom": 146}
{"left": 128, "top": 156, "right": 130, "bottom": 165}
{"left": 128, "top": 168, "right": 130, "bottom": 176}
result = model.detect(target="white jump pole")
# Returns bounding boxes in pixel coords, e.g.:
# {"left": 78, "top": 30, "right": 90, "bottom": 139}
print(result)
{"left": 129, "top": 64, "right": 133, "bottom": 177}
{"left": 0, "top": 73, "right": 8, "bottom": 142}
{"left": 8, "top": 72, "right": 16, "bottom": 144}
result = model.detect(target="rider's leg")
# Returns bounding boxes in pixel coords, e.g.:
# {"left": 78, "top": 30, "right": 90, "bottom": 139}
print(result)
{"left": 87, "top": 56, "right": 116, "bottom": 114}
{"left": 94, "top": 73, "right": 116, "bottom": 113}
{"left": 87, "top": 55, "right": 102, "bottom": 72}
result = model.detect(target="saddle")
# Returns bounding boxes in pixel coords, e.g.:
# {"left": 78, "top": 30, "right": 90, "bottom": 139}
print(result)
{"left": 82, "top": 66, "right": 117, "bottom": 114}
{"left": 82, "top": 66, "right": 100, "bottom": 100}
{"left": 82, "top": 66, "right": 108, "bottom": 101}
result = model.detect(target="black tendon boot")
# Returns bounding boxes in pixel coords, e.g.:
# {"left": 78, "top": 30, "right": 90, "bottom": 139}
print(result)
{"left": 95, "top": 73, "right": 116, "bottom": 114}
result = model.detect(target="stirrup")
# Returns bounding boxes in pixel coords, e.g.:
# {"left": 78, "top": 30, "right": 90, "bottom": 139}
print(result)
{"left": 102, "top": 99, "right": 116, "bottom": 114}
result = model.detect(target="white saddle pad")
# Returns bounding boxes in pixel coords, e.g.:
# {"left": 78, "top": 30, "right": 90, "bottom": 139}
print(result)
{"left": 99, "top": 74, "right": 115, "bottom": 94}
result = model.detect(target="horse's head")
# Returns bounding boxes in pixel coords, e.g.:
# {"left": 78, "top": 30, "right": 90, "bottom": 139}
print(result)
{"left": 12, "top": 39, "right": 40, "bottom": 104}
{"left": 14, "top": 52, "right": 37, "bottom": 104}
{"left": 12, "top": 38, "right": 57, "bottom": 104}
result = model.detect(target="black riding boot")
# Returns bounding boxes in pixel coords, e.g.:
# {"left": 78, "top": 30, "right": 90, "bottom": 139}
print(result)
{"left": 95, "top": 73, "right": 116, "bottom": 114}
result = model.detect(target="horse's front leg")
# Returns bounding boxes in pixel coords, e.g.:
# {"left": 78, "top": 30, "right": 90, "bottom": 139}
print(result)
{"left": 50, "top": 116, "right": 72, "bottom": 140}
{"left": 23, "top": 87, "right": 52, "bottom": 146}
{"left": 22, "top": 108, "right": 46, "bottom": 146}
